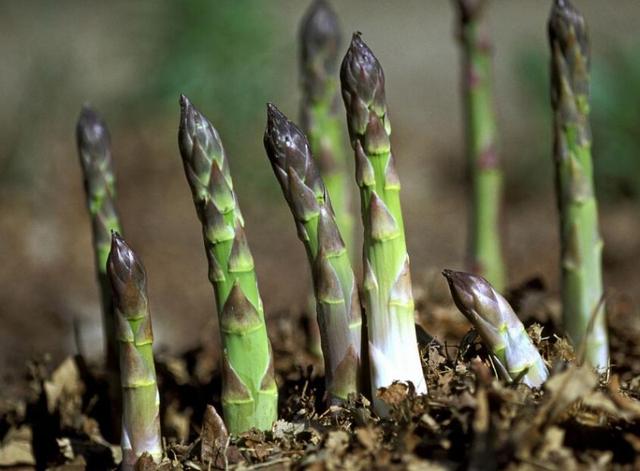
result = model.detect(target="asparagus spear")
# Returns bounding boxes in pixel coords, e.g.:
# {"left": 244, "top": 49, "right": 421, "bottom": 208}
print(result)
{"left": 76, "top": 105, "right": 122, "bottom": 377}
{"left": 340, "top": 34, "right": 426, "bottom": 411}
{"left": 178, "top": 96, "right": 277, "bottom": 433}
{"left": 548, "top": 0, "right": 608, "bottom": 370}
{"left": 107, "top": 233, "right": 162, "bottom": 469}
{"left": 453, "top": 0, "right": 506, "bottom": 291}
{"left": 264, "top": 104, "right": 362, "bottom": 404}
{"left": 299, "top": 0, "right": 353, "bottom": 259}
{"left": 443, "top": 269, "right": 548, "bottom": 388}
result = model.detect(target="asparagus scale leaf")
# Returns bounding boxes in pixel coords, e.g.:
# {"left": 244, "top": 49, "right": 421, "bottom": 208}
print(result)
{"left": 340, "top": 33, "right": 426, "bottom": 411}
{"left": 107, "top": 234, "right": 162, "bottom": 469}
{"left": 264, "top": 104, "right": 362, "bottom": 404}
{"left": 548, "top": 0, "right": 608, "bottom": 370}
{"left": 443, "top": 269, "right": 549, "bottom": 388}
{"left": 454, "top": 0, "right": 506, "bottom": 291}
{"left": 178, "top": 96, "right": 277, "bottom": 433}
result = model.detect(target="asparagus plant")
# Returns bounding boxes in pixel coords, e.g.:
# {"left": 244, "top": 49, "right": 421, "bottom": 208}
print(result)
{"left": 340, "top": 34, "right": 426, "bottom": 410}
{"left": 453, "top": 0, "right": 506, "bottom": 291}
{"left": 548, "top": 0, "right": 608, "bottom": 370}
{"left": 264, "top": 104, "right": 362, "bottom": 404}
{"left": 299, "top": 0, "right": 352, "bottom": 360}
{"left": 443, "top": 269, "right": 548, "bottom": 388}
{"left": 178, "top": 95, "right": 277, "bottom": 433}
{"left": 299, "top": 0, "right": 353, "bottom": 259}
{"left": 107, "top": 233, "right": 162, "bottom": 469}
{"left": 76, "top": 105, "right": 122, "bottom": 377}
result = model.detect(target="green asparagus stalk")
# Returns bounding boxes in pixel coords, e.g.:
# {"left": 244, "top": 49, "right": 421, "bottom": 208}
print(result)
{"left": 340, "top": 34, "right": 426, "bottom": 411}
{"left": 443, "top": 269, "right": 548, "bottom": 388}
{"left": 299, "top": 0, "right": 353, "bottom": 259}
{"left": 178, "top": 95, "right": 277, "bottom": 433}
{"left": 107, "top": 233, "right": 162, "bottom": 469}
{"left": 548, "top": 0, "right": 608, "bottom": 371}
{"left": 454, "top": 0, "right": 506, "bottom": 291}
{"left": 76, "top": 105, "right": 122, "bottom": 377}
{"left": 264, "top": 104, "right": 362, "bottom": 404}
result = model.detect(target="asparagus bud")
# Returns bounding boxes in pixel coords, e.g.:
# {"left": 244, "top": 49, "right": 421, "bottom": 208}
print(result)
{"left": 178, "top": 96, "right": 277, "bottom": 433}
{"left": 453, "top": 0, "right": 506, "bottom": 291}
{"left": 443, "top": 269, "right": 548, "bottom": 388}
{"left": 264, "top": 104, "right": 362, "bottom": 403}
{"left": 76, "top": 105, "right": 122, "bottom": 378}
{"left": 340, "top": 34, "right": 426, "bottom": 412}
{"left": 107, "top": 234, "right": 162, "bottom": 469}
{"left": 299, "top": 0, "right": 353, "bottom": 258}
{"left": 548, "top": 0, "right": 608, "bottom": 370}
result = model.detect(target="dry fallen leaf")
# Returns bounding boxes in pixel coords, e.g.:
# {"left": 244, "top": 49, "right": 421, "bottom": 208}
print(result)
{"left": 0, "top": 426, "right": 35, "bottom": 467}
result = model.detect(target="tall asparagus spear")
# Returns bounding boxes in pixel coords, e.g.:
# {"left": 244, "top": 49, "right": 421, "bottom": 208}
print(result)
{"left": 340, "top": 34, "right": 426, "bottom": 411}
{"left": 548, "top": 0, "right": 608, "bottom": 370}
{"left": 107, "top": 233, "right": 162, "bottom": 469}
{"left": 299, "top": 0, "right": 353, "bottom": 259}
{"left": 178, "top": 96, "right": 277, "bottom": 433}
{"left": 264, "top": 104, "right": 362, "bottom": 404}
{"left": 76, "top": 105, "right": 122, "bottom": 375}
{"left": 299, "top": 0, "right": 352, "bottom": 360}
{"left": 453, "top": 0, "right": 506, "bottom": 291}
{"left": 76, "top": 106, "right": 122, "bottom": 437}
{"left": 443, "top": 269, "right": 548, "bottom": 388}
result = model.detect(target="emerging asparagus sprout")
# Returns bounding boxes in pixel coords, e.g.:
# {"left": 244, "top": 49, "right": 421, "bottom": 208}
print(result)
{"left": 443, "top": 269, "right": 549, "bottom": 388}
{"left": 453, "top": 0, "right": 506, "bottom": 291}
{"left": 178, "top": 96, "right": 277, "bottom": 433}
{"left": 76, "top": 105, "right": 122, "bottom": 379}
{"left": 264, "top": 104, "right": 362, "bottom": 404}
{"left": 340, "top": 33, "right": 427, "bottom": 412}
{"left": 107, "top": 233, "right": 162, "bottom": 469}
{"left": 548, "top": 0, "right": 608, "bottom": 371}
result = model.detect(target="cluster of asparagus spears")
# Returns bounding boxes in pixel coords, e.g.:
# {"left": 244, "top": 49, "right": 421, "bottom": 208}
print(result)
{"left": 73, "top": 0, "right": 608, "bottom": 466}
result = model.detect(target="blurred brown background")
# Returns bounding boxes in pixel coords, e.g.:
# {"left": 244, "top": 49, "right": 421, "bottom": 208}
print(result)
{"left": 1, "top": 1, "right": 639, "bottom": 389}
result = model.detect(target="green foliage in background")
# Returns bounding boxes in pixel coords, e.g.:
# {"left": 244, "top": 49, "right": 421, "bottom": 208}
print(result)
{"left": 517, "top": 43, "right": 640, "bottom": 202}
{"left": 140, "top": 0, "right": 279, "bottom": 134}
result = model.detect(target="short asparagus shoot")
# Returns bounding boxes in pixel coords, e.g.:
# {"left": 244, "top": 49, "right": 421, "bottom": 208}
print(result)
{"left": 340, "top": 33, "right": 426, "bottom": 411}
{"left": 178, "top": 96, "right": 277, "bottom": 433}
{"left": 107, "top": 233, "right": 162, "bottom": 469}
{"left": 548, "top": 0, "right": 608, "bottom": 370}
{"left": 264, "top": 104, "right": 362, "bottom": 404}
{"left": 443, "top": 269, "right": 549, "bottom": 388}
{"left": 453, "top": 0, "right": 506, "bottom": 291}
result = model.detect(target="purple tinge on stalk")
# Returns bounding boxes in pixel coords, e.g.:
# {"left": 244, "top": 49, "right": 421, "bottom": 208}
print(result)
{"left": 443, "top": 269, "right": 549, "bottom": 388}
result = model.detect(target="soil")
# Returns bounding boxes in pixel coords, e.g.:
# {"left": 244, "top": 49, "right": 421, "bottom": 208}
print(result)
{"left": 1, "top": 280, "right": 640, "bottom": 470}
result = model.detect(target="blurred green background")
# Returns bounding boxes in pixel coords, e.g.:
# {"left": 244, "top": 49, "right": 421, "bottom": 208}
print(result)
{"left": 1, "top": 0, "right": 639, "bottom": 385}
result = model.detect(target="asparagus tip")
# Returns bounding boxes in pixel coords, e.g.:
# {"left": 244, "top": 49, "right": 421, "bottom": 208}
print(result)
{"left": 76, "top": 104, "right": 110, "bottom": 154}
{"left": 300, "top": 0, "right": 340, "bottom": 49}
{"left": 341, "top": 32, "right": 384, "bottom": 102}
{"left": 442, "top": 269, "right": 486, "bottom": 314}
{"left": 455, "top": 0, "right": 488, "bottom": 23}
{"left": 108, "top": 232, "right": 145, "bottom": 288}
{"left": 179, "top": 93, "right": 190, "bottom": 110}
{"left": 549, "top": 0, "right": 586, "bottom": 44}
{"left": 265, "top": 103, "right": 301, "bottom": 147}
